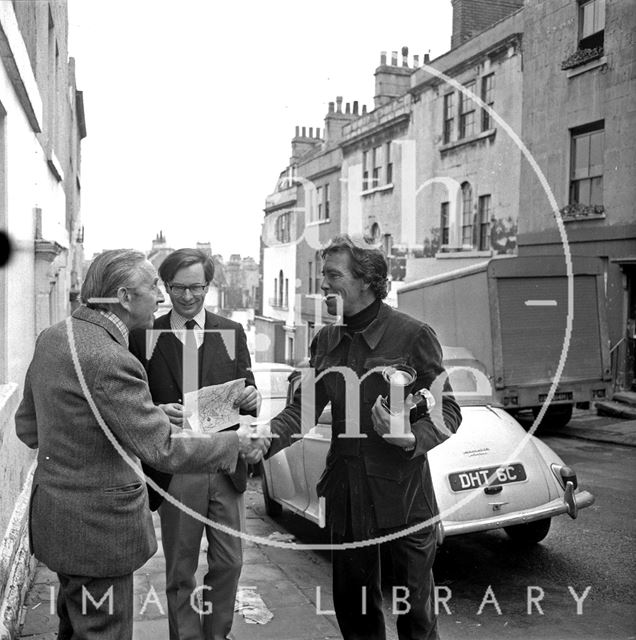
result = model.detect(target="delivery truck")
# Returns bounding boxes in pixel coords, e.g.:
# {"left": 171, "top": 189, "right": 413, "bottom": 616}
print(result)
{"left": 398, "top": 255, "right": 612, "bottom": 427}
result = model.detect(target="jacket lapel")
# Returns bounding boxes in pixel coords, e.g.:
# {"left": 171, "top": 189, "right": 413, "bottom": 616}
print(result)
{"left": 153, "top": 312, "right": 184, "bottom": 396}
{"left": 200, "top": 311, "right": 221, "bottom": 388}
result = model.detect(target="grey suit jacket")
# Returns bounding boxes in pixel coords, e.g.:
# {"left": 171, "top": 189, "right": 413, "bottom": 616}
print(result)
{"left": 15, "top": 306, "right": 240, "bottom": 577}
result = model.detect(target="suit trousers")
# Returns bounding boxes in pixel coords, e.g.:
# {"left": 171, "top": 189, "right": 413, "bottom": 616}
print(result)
{"left": 332, "top": 525, "right": 439, "bottom": 640}
{"left": 159, "top": 472, "right": 244, "bottom": 640}
{"left": 56, "top": 572, "right": 133, "bottom": 640}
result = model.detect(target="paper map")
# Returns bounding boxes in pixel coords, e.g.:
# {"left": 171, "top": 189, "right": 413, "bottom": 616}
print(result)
{"left": 184, "top": 378, "right": 245, "bottom": 434}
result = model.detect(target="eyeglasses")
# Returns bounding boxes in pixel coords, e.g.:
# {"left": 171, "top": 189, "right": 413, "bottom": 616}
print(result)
{"left": 168, "top": 283, "right": 209, "bottom": 296}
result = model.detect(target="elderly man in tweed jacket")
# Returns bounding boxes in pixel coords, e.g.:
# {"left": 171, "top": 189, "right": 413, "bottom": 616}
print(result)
{"left": 15, "top": 249, "right": 267, "bottom": 640}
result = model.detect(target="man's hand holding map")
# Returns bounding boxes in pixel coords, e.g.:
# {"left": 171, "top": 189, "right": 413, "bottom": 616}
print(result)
{"left": 184, "top": 378, "right": 246, "bottom": 433}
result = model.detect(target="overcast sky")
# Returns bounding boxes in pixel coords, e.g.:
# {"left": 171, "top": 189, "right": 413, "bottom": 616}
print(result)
{"left": 67, "top": 1, "right": 452, "bottom": 261}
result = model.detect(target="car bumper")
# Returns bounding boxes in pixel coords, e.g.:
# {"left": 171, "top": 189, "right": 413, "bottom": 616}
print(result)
{"left": 440, "top": 490, "right": 595, "bottom": 539}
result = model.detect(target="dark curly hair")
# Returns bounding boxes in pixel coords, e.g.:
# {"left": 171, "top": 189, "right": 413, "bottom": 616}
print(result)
{"left": 321, "top": 234, "right": 388, "bottom": 300}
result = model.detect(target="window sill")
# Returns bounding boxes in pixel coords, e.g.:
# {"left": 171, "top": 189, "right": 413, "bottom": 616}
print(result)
{"left": 440, "top": 129, "right": 496, "bottom": 153}
{"left": 562, "top": 213, "right": 606, "bottom": 222}
{"left": 436, "top": 249, "right": 493, "bottom": 259}
{"left": 306, "top": 218, "right": 331, "bottom": 227}
{"left": 565, "top": 55, "right": 607, "bottom": 78}
{"left": 560, "top": 203, "right": 605, "bottom": 221}
{"left": 361, "top": 183, "right": 394, "bottom": 197}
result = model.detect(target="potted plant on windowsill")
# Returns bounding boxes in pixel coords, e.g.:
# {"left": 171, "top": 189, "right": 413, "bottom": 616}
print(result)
{"left": 561, "top": 46, "right": 604, "bottom": 70}
{"left": 559, "top": 203, "right": 605, "bottom": 219}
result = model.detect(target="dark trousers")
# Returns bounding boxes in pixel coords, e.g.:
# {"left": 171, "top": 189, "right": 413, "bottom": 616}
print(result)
{"left": 56, "top": 572, "right": 133, "bottom": 640}
{"left": 159, "top": 472, "right": 243, "bottom": 640}
{"left": 332, "top": 526, "right": 439, "bottom": 640}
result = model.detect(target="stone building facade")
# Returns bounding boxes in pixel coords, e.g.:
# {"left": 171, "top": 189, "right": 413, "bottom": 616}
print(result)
{"left": 407, "top": 8, "right": 523, "bottom": 281}
{"left": 259, "top": 0, "right": 634, "bottom": 389}
{"left": 517, "top": 0, "right": 636, "bottom": 390}
{"left": 259, "top": 1, "right": 525, "bottom": 365}
{"left": 0, "top": 1, "right": 86, "bottom": 636}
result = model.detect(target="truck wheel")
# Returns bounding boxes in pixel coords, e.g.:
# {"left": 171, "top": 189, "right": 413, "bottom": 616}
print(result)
{"left": 504, "top": 518, "right": 551, "bottom": 544}
{"left": 260, "top": 466, "right": 283, "bottom": 517}
{"left": 532, "top": 404, "right": 573, "bottom": 429}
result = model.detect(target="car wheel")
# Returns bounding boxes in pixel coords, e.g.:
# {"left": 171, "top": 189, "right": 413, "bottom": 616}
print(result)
{"left": 260, "top": 465, "right": 283, "bottom": 517}
{"left": 531, "top": 404, "right": 573, "bottom": 429}
{"left": 504, "top": 517, "right": 551, "bottom": 544}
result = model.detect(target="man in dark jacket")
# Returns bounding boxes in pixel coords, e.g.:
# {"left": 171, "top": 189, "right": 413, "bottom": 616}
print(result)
{"left": 268, "top": 235, "right": 462, "bottom": 640}
{"left": 129, "top": 248, "right": 259, "bottom": 640}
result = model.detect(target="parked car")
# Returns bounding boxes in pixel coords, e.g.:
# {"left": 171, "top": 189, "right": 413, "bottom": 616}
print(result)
{"left": 251, "top": 361, "right": 295, "bottom": 422}
{"left": 260, "top": 349, "right": 595, "bottom": 544}
{"left": 248, "top": 362, "right": 295, "bottom": 476}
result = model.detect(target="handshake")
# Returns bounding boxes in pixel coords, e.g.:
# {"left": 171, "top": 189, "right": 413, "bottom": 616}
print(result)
{"left": 158, "top": 387, "right": 272, "bottom": 465}
{"left": 236, "top": 422, "right": 272, "bottom": 464}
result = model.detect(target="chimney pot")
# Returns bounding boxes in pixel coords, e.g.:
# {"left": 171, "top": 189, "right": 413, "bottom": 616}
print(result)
{"left": 353, "top": 100, "right": 359, "bottom": 115}
{"left": 413, "top": 54, "right": 420, "bottom": 67}
{"left": 328, "top": 101, "right": 335, "bottom": 113}
{"left": 295, "top": 125, "right": 300, "bottom": 136}
{"left": 316, "top": 127, "right": 321, "bottom": 138}
{"left": 336, "top": 96, "right": 343, "bottom": 113}
{"left": 345, "top": 102, "right": 350, "bottom": 114}
{"left": 309, "top": 127, "right": 313, "bottom": 137}
{"left": 391, "top": 51, "right": 398, "bottom": 66}
{"left": 380, "top": 51, "right": 387, "bottom": 65}
{"left": 424, "top": 53, "right": 430, "bottom": 64}
{"left": 362, "top": 104, "right": 367, "bottom": 115}
{"left": 402, "top": 46, "right": 409, "bottom": 67}
{"left": 302, "top": 126, "right": 306, "bottom": 137}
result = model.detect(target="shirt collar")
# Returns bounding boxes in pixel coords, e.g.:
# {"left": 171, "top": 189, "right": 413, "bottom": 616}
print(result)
{"left": 326, "top": 302, "right": 391, "bottom": 353}
{"left": 170, "top": 308, "right": 206, "bottom": 331}
{"left": 98, "top": 310, "right": 130, "bottom": 346}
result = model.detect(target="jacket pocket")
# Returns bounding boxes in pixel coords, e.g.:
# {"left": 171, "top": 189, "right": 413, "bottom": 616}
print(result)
{"left": 103, "top": 482, "right": 143, "bottom": 494}
{"left": 364, "top": 455, "right": 408, "bottom": 482}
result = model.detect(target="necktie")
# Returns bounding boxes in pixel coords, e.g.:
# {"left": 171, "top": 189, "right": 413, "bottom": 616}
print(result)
{"left": 183, "top": 319, "right": 199, "bottom": 396}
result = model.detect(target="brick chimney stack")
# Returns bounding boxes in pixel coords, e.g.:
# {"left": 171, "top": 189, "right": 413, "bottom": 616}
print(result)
{"left": 374, "top": 46, "right": 414, "bottom": 108}
{"left": 451, "top": 0, "right": 524, "bottom": 48}
{"left": 290, "top": 125, "right": 323, "bottom": 162}
{"left": 324, "top": 96, "right": 360, "bottom": 144}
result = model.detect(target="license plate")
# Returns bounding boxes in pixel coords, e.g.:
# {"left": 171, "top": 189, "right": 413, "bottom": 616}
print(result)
{"left": 449, "top": 463, "right": 527, "bottom": 492}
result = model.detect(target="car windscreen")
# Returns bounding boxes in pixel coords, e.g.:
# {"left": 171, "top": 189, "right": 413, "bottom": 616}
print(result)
{"left": 253, "top": 370, "right": 291, "bottom": 398}
{"left": 445, "top": 361, "right": 494, "bottom": 407}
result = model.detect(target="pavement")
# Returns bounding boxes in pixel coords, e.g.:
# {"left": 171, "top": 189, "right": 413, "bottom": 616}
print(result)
{"left": 17, "top": 485, "right": 342, "bottom": 640}
{"left": 16, "top": 409, "right": 636, "bottom": 640}
{"left": 519, "top": 406, "right": 636, "bottom": 447}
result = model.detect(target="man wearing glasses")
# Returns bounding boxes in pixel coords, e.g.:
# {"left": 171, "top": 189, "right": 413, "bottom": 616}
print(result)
{"left": 130, "top": 248, "right": 260, "bottom": 640}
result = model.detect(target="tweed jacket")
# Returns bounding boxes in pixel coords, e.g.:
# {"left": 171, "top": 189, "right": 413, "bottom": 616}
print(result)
{"left": 15, "top": 306, "right": 240, "bottom": 577}
{"left": 269, "top": 303, "right": 462, "bottom": 538}
{"left": 129, "top": 310, "right": 256, "bottom": 509}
